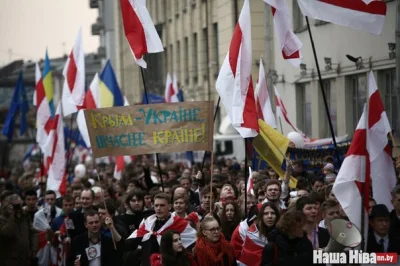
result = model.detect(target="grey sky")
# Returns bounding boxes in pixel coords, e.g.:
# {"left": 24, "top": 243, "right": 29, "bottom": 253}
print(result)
{"left": 0, "top": 0, "right": 99, "bottom": 66}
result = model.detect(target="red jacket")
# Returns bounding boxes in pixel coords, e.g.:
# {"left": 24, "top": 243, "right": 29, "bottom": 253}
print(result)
{"left": 150, "top": 253, "right": 198, "bottom": 266}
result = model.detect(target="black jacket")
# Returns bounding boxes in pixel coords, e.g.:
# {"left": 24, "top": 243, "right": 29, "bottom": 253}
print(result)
{"left": 67, "top": 232, "right": 124, "bottom": 266}
{"left": 261, "top": 229, "right": 314, "bottom": 266}
{"left": 366, "top": 231, "right": 400, "bottom": 254}
{"left": 317, "top": 227, "right": 330, "bottom": 249}
{"left": 67, "top": 207, "right": 97, "bottom": 240}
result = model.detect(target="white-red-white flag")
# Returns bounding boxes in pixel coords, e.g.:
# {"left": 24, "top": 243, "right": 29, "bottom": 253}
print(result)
{"left": 61, "top": 28, "right": 85, "bottom": 117}
{"left": 215, "top": 0, "right": 258, "bottom": 138}
{"left": 297, "top": 0, "right": 387, "bottom": 35}
{"left": 165, "top": 72, "right": 179, "bottom": 103}
{"left": 247, "top": 167, "right": 254, "bottom": 195}
{"left": 263, "top": 0, "right": 302, "bottom": 67}
{"left": 43, "top": 104, "right": 67, "bottom": 196}
{"left": 332, "top": 107, "right": 369, "bottom": 245}
{"left": 35, "top": 63, "right": 51, "bottom": 150}
{"left": 367, "top": 71, "right": 396, "bottom": 211}
{"left": 77, "top": 73, "right": 101, "bottom": 148}
{"left": 256, "top": 58, "right": 276, "bottom": 128}
{"left": 120, "top": 0, "right": 164, "bottom": 68}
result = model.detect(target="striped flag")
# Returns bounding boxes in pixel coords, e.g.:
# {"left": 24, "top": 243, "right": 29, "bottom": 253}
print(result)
{"left": 35, "top": 62, "right": 51, "bottom": 150}
{"left": 61, "top": 28, "right": 85, "bottom": 117}
{"left": 165, "top": 72, "right": 179, "bottom": 103}
{"left": 263, "top": 0, "right": 302, "bottom": 67}
{"left": 42, "top": 50, "right": 55, "bottom": 117}
{"left": 297, "top": 0, "right": 386, "bottom": 35}
{"left": 215, "top": 0, "right": 258, "bottom": 138}
{"left": 120, "top": 0, "right": 164, "bottom": 68}
{"left": 43, "top": 104, "right": 67, "bottom": 196}
{"left": 255, "top": 57, "right": 276, "bottom": 128}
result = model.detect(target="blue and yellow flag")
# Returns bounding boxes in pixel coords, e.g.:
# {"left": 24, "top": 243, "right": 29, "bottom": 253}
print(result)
{"left": 42, "top": 50, "right": 55, "bottom": 117}
{"left": 99, "top": 60, "right": 124, "bottom": 107}
{"left": 252, "top": 119, "right": 297, "bottom": 188}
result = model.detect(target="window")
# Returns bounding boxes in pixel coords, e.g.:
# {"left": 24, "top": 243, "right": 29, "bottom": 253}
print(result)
{"left": 293, "top": 1, "right": 306, "bottom": 32}
{"left": 347, "top": 74, "right": 367, "bottom": 131}
{"left": 378, "top": 68, "right": 399, "bottom": 138}
{"left": 193, "top": 32, "right": 198, "bottom": 82}
{"left": 296, "top": 83, "right": 312, "bottom": 136}
{"left": 184, "top": 37, "right": 189, "bottom": 85}
{"left": 321, "top": 79, "right": 337, "bottom": 137}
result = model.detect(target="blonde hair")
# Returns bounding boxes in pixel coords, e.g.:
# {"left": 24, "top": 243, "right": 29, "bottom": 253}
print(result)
{"left": 197, "top": 216, "right": 218, "bottom": 238}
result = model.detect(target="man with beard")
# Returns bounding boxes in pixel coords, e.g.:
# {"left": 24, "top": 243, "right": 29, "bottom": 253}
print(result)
{"left": 262, "top": 180, "right": 287, "bottom": 212}
{"left": 0, "top": 194, "right": 37, "bottom": 266}
{"left": 67, "top": 210, "right": 124, "bottom": 266}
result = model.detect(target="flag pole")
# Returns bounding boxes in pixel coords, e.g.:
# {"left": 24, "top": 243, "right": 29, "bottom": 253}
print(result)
{"left": 140, "top": 67, "right": 164, "bottom": 191}
{"left": 209, "top": 151, "right": 214, "bottom": 214}
{"left": 305, "top": 17, "right": 341, "bottom": 165}
{"left": 278, "top": 117, "right": 284, "bottom": 135}
{"left": 244, "top": 138, "right": 248, "bottom": 215}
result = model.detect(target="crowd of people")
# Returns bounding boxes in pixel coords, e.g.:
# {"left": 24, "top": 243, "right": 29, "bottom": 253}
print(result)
{"left": 0, "top": 154, "right": 399, "bottom": 266}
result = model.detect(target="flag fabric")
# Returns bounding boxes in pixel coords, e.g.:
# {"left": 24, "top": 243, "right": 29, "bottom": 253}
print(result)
{"left": 35, "top": 62, "right": 52, "bottom": 150}
{"left": 2, "top": 71, "right": 29, "bottom": 142}
{"left": 77, "top": 73, "right": 100, "bottom": 148}
{"left": 247, "top": 167, "right": 254, "bottom": 195}
{"left": 263, "top": 0, "right": 302, "bottom": 67}
{"left": 43, "top": 50, "right": 55, "bottom": 117}
{"left": 43, "top": 104, "right": 67, "bottom": 197}
{"left": 367, "top": 71, "right": 396, "bottom": 210}
{"left": 296, "top": 0, "right": 387, "bottom": 35}
{"left": 215, "top": 0, "right": 259, "bottom": 138}
{"left": 120, "top": 0, "right": 164, "bottom": 68}
{"left": 255, "top": 58, "right": 276, "bottom": 128}
{"left": 61, "top": 28, "right": 85, "bottom": 117}
{"left": 252, "top": 119, "right": 297, "bottom": 188}
{"left": 99, "top": 60, "right": 124, "bottom": 108}
{"left": 332, "top": 107, "right": 369, "bottom": 247}
{"left": 142, "top": 93, "right": 165, "bottom": 104}
{"left": 165, "top": 72, "right": 179, "bottom": 103}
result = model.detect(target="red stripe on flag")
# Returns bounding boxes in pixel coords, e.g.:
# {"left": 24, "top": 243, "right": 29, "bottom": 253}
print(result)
{"left": 319, "top": 0, "right": 386, "bottom": 16}
{"left": 229, "top": 24, "right": 243, "bottom": 77}
{"left": 346, "top": 129, "right": 367, "bottom": 156}
{"left": 256, "top": 98, "right": 264, "bottom": 121}
{"left": 168, "top": 83, "right": 174, "bottom": 103}
{"left": 282, "top": 50, "right": 300, "bottom": 60}
{"left": 67, "top": 53, "right": 77, "bottom": 93}
{"left": 368, "top": 90, "right": 385, "bottom": 128}
{"left": 241, "top": 78, "right": 259, "bottom": 131}
{"left": 84, "top": 90, "right": 97, "bottom": 109}
{"left": 271, "top": 7, "right": 276, "bottom": 16}
{"left": 120, "top": 0, "right": 148, "bottom": 60}
{"left": 59, "top": 172, "right": 67, "bottom": 196}
{"left": 36, "top": 79, "right": 46, "bottom": 105}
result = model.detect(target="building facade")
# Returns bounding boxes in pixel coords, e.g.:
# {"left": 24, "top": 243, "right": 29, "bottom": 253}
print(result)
{"left": 112, "top": 0, "right": 398, "bottom": 142}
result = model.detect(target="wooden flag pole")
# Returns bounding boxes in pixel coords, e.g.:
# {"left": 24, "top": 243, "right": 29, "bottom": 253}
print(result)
{"left": 209, "top": 151, "right": 214, "bottom": 214}
{"left": 94, "top": 169, "right": 117, "bottom": 250}
{"left": 244, "top": 138, "right": 248, "bottom": 216}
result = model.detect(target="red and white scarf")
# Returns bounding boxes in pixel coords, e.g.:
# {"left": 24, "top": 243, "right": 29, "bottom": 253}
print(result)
{"left": 128, "top": 214, "right": 197, "bottom": 247}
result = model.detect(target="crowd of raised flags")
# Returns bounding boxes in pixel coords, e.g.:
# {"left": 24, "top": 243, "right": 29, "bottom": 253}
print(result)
{"left": 1, "top": 0, "right": 398, "bottom": 263}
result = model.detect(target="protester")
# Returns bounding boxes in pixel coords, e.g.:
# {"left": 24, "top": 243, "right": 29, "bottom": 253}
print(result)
{"left": 0, "top": 193, "right": 37, "bottom": 266}
{"left": 219, "top": 202, "right": 242, "bottom": 241}
{"left": 261, "top": 210, "right": 313, "bottom": 265}
{"left": 150, "top": 230, "right": 197, "bottom": 266}
{"left": 194, "top": 216, "right": 237, "bottom": 266}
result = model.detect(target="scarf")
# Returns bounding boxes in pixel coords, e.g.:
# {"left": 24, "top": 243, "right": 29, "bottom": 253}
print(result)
{"left": 195, "top": 234, "right": 235, "bottom": 266}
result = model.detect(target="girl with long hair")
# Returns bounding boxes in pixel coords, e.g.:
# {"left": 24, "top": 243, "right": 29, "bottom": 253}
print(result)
{"left": 219, "top": 202, "right": 242, "bottom": 241}
{"left": 194, "top": 216, "right": 237, "bottom": 266}
{"left": 261, "top": 210, "right": 313, "bottom": 266}
{"left": 150, "top": 230, "right": 197, "bottom": 266}
{"left": 239, "top": 202, "right": 280, "bottom": 265}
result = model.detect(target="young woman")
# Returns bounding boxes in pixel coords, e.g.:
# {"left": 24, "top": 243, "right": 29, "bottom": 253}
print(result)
{"left": 261, "top": 210, "right": 313, "bottom": 266}
{"left": 194, "top": 216, "right": 237, "bottom": 266}
{"left": 239, "top": 202, "right": 280, "bottom": 265}
{"left": 219, "top": 202, "right": 242, "bottom": 241}
{"left": 150, "top": 230, "right": 197, "bottom": 266}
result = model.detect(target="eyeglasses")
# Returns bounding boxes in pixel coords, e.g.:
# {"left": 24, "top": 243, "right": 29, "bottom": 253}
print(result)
{"left": 205, "top": 227, "right": 221, "bottom": 233}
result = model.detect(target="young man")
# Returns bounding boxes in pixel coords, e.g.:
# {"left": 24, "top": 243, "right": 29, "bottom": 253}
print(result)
{"left": 67, "top": 210, "right": 123, "bottom": 266}
{"left": 195, "top": 185, "right": 218, "bottom": 217}
{"left": 179, "top": 176, "right": 200, "bottom": 207}
{"left": 390, "top": 186, "right": 400, "bottom": 242}
{"left": 318, "top": 199, "right": 340, "bottom": 229}
{"left": 24, "top": 189, "right": 38, "bottom": 223}
{"left": 296, "top": 196, "right": 330, "bottom": 250}
{"left": 51, "top": 195, "right": 75, "bottom": 232}
{"left": 34, "top": 190, "right": 62, "bottom": 226}
{"left": 126, "top": 193, "right": 197, "bottom": 266}
{"left": 262, "top": 180, "right": 287, "bottom": 212}
{"left": 367, "top": 204, "right": 400, "bottom": 253}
